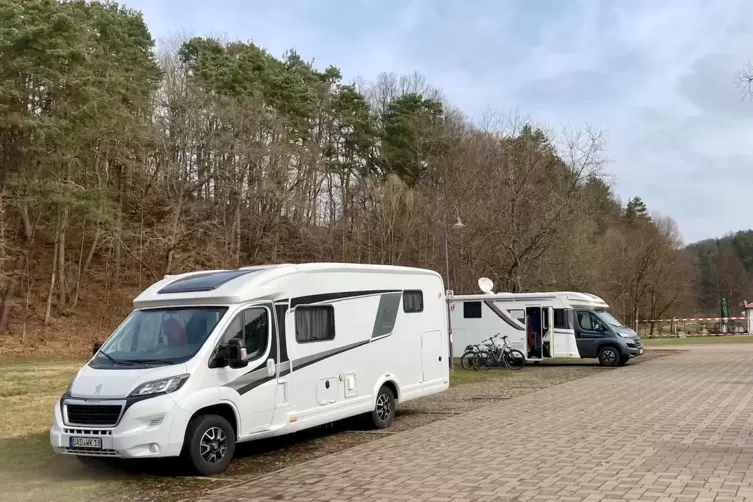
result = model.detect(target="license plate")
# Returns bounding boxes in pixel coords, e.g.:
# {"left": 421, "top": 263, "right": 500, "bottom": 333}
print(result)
{"left": 70, "top": 437, "right": 102, "bottom": 449}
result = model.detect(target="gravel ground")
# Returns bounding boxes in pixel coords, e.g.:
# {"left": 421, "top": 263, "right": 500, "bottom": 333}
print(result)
{"left": 66, "top": 350, "right": 679, "bottom": 502}
{"left": 207, "top": 350, "right": 679, "bottom": 483}
{"left": 392, "top": 349, "right": 676, "bottom": 430}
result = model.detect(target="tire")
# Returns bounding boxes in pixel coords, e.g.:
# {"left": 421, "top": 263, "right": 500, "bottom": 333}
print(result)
{"left": 597, "top": 346, "right": 621, "bottom": 367}
{"left": 504, "top": 349, "right": 526, "bottom": 370}
{"left": 183, "top": 414, "right": 235, "bottom": 476}
{"left": 472, "top": 351, "right": 491, "bottom": 371}
{"left": 460, "top": 352, "right": 475, "bottom": 370}
{"left": 371, "top": 386, "right": 396, "bottom": 429}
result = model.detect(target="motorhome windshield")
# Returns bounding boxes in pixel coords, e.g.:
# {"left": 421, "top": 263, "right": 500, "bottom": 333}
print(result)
{"left": 91, "top": 306, "right": 228, "bottom": 368}
{"left": 595, "top": 310, "right": 623, "bottom": 328}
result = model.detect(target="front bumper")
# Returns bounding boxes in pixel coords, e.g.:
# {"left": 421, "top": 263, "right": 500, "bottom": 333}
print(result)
{"left": 50, "top": 394, "right": 189, "bottom": 459}
{"left": 624, "top": 344, "right": 644, "bottom": 357}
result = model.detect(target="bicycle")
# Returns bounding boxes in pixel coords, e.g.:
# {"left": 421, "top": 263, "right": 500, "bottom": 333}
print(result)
{"left": 460, "top": 343, "right": 481, "bottom": 369}
{"left": 472, "top": 334, "right": 526, "bottom": 370}
{"left": 460, "top": 335, "right": 498, "bottom": 369}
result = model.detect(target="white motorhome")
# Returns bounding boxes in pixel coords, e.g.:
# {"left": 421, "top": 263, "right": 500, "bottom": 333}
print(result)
{"left": 449, "top": 280, "right": 643, "bottom": 367}
{"left": 50, "top": 263, "right": 449, "bottom": 475}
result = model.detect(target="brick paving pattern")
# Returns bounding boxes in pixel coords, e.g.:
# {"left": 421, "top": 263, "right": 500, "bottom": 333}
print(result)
{"left": 196, "top": 346, "right": 753, "bottom": 501}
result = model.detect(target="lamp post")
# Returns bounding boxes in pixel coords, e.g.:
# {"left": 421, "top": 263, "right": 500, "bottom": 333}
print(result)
{"left": 443, "top": 205, "right": 465, "bottom": 371}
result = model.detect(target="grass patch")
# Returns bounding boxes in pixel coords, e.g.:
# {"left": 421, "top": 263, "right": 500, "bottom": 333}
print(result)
{"left": 0, "top": 357, "right": 83, "bottom": 438}
{"left": 642, "top": 335, "right": 753, "bottom": 345}
{"left": 450, "top": 367, "right": 513, "bottom": 386}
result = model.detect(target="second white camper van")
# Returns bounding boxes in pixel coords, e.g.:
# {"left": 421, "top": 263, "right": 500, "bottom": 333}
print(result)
{"left": 449, "top": 280, "right": 643, "bottom": 367}
{"left": 50, "top": 263, "right": 449, "bottom": 475}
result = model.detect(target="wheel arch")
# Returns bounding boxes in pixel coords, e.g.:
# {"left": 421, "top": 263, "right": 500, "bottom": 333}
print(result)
{"left": 187, "top": 402, "right": 240, "bottom": 440}
{"left": 372, "top": 376, "right": 400, "bottom": 408}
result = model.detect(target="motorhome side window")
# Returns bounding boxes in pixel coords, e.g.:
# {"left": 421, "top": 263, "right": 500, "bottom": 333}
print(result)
{"left": 577, "top": 311, "right": 604, "bottom": 331}
{"left": 509, "top": 309, "right": 525, "bottom": 324}
{"left": 222, "top": 308, "right": 269, "bottom": 360}
{"left": 554, "top": 309, "right": 571, "bottom": 329}
{"left": 463, "top": 301, "right": 482, "bottom": 318}
{"left": 295, "top": 305, "right": 335, "bottom": 342}
{"left": 403, "top": 290, "right": 423, "bottom": 313}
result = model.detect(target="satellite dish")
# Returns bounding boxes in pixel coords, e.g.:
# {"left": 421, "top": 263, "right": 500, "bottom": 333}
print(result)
{"left": 478, "top": 277, "right": 494, "bottom": 294}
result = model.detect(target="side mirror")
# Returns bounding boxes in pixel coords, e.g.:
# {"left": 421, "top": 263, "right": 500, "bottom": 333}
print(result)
{"left": 92, "top": 342, "right": 103, "bottom": 356}
{"left": 226, "top": 339, "right": 248, "bottom": 369}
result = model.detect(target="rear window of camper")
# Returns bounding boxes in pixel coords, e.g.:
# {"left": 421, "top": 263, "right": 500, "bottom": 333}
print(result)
{"left": 403, "top": 290, "right": 423, "bottom": 313}
{"left": 463, "top": 301, "right": 482, "bottom": 318}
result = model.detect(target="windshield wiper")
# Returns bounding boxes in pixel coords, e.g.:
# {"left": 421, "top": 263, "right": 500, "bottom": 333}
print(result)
{"left": 126, "top": 359, "right": 177, "bottom": 366}
{"left": 98, "top": 350, "right": 135, "bottom": 366}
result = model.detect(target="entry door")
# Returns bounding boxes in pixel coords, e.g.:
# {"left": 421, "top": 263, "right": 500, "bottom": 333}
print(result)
{"left": 574, "top": 310, "right": 606, "bottom": 358}
{"left": 525, "top": 307, "right": 544, "bottom": 359}
{"left": 216, "top": 304, "right": 277, "bottom": 435}
{"left": 421, "top": 330, "right": 444, "bottom": 383}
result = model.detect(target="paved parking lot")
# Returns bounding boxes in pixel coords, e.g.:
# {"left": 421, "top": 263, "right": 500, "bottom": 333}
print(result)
{"left": 198, "top": 346, "right": 753, "bottom": 502}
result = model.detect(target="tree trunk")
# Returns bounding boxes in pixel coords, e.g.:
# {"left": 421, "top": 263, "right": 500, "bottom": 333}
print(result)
{"left": 44, "top": 237, "right": 59, "bottom": 325}
{"left": 114, "top": 174, "right": 124, "bottom": 287}
{"left": 234, "top": 203, "right": 241, "bottom": 267}
{"left": 72, "top": 226, "right": 101, "bottom": 308}
{"left": 57, "top": 206, "right": 69, "bottom": 310}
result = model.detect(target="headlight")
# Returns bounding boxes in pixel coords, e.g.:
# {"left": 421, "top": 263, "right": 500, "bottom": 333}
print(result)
{"left": 129, "top": 374, "right": 189, "bottom": 397}
{"left": 618, "top": 333, "right": 633, "bottom": 338}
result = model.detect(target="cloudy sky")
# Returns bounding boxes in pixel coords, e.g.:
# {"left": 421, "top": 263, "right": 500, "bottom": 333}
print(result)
{"left": 122, "top": 0, "right": 753, "bottom": 244}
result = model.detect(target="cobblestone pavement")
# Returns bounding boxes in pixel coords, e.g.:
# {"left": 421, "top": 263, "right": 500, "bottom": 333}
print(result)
{"left": 197, "top": 346, "right": 753, "bottom": 502}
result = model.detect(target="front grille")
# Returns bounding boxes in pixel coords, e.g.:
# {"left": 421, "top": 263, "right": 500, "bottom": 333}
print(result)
{"left": 63, "top": 428, "right": 113, "bottom": 436}
{"left": 66, "top": 404, "right": 122, "bottom": 427}
{"left": 63, "top": 447, "right": 119, "bottom": 457}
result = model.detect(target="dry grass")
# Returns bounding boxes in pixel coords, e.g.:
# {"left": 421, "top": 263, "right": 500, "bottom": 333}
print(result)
{"left": 0, "top": 358, "right": 82, "bottom": 438}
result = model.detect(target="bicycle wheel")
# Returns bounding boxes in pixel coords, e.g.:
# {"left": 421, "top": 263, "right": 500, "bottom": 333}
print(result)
{"left": 472, "top": 351, "right": 492, "bottom": 371}
{"left": 460, "top": 351, "right": 475, "bottom": 370}
{"left": 504, "top": 349, "right": 526, "bottom": 370}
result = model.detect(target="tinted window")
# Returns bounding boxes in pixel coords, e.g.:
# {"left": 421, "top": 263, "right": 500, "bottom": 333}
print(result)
{"left": 403, "top": 290, "right": 424, "bottom": 313}
{"left": 222, "top": 308, "right": 269, "bottom": 360}
{"left": 463, "top": 301, "right": 482, "bottom": 318}
{"left": 554, "top": 309, "right": 571, "bottom": 329}
{"left": 296, "top": 305, "right": 335, "bottom": 342}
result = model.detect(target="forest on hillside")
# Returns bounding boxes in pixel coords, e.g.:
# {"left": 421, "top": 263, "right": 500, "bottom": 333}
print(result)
{"left": 0, "top": 1, "right": 744, "bottom": 351}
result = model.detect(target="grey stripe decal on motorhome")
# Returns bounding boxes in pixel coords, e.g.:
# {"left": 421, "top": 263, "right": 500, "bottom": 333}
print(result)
{"left": 484, "top": 301, "right": 525, "bottom": 331}
{"left": 230, "top": 289, "right": 402, "bottom": 395}
{"left": 225, "top": 367, "right": 269, "bottom": 392}
{"left": 234, "top": 340, "right": 371, "bottom": 395}
{"left": 290, "top": 290, "right": 400, "bottom": 307}
{"left": 371, "top": 292, "right": 402, "bottom": 338}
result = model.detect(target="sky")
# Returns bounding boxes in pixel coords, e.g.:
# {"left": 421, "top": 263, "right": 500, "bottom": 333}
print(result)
{"left": 121, "top": 0, "right": 753, "bottom": 244}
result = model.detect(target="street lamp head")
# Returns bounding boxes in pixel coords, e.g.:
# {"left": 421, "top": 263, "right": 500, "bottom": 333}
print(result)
{"left": 452, "top": 216, "right": 465, "bottom": 230}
